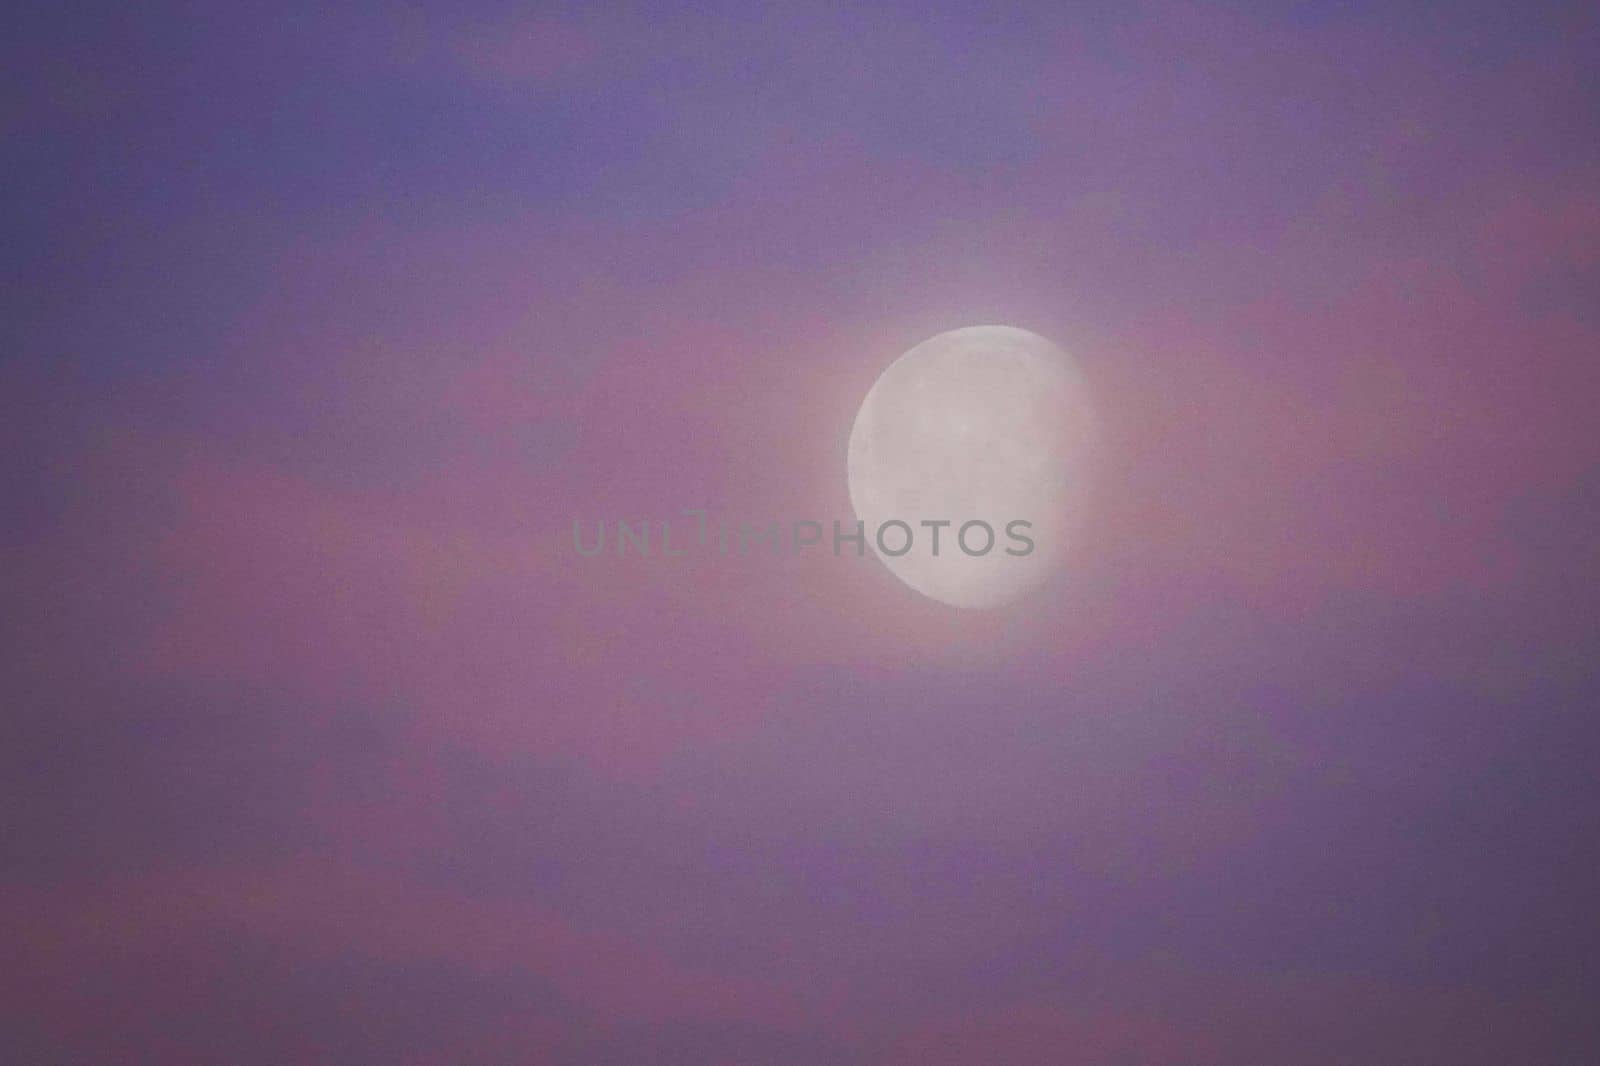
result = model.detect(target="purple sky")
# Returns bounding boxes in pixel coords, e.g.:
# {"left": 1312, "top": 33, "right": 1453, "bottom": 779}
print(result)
{"left": 5, "top": 2, "right": 1599, "bottom": 1062}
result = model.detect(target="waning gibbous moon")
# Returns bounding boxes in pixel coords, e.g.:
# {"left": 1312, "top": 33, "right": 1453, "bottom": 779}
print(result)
{"left": 846, "top": 325, "right": 1095, "bottom": 609}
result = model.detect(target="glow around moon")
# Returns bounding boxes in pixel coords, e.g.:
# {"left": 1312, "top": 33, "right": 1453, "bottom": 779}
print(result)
{"left": 846, "top": 325, "right": 1094, "bottom": 609}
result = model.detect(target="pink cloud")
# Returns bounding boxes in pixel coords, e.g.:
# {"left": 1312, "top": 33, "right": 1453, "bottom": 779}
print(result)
{"left": 450, "top": 18, "right": 598, "bottom": 85}
{"left": 5, "top": 858, "right": 812, "bottom": 1051}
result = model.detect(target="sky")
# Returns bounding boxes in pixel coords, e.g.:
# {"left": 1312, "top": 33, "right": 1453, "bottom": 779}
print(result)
{"left": 4, "top": 1, "right": 1599, "bottom": 1062}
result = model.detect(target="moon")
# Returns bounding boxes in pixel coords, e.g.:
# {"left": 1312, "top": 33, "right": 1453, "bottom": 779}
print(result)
{"left": 846, "top": 325, "right": 1094, "bottom": 609}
